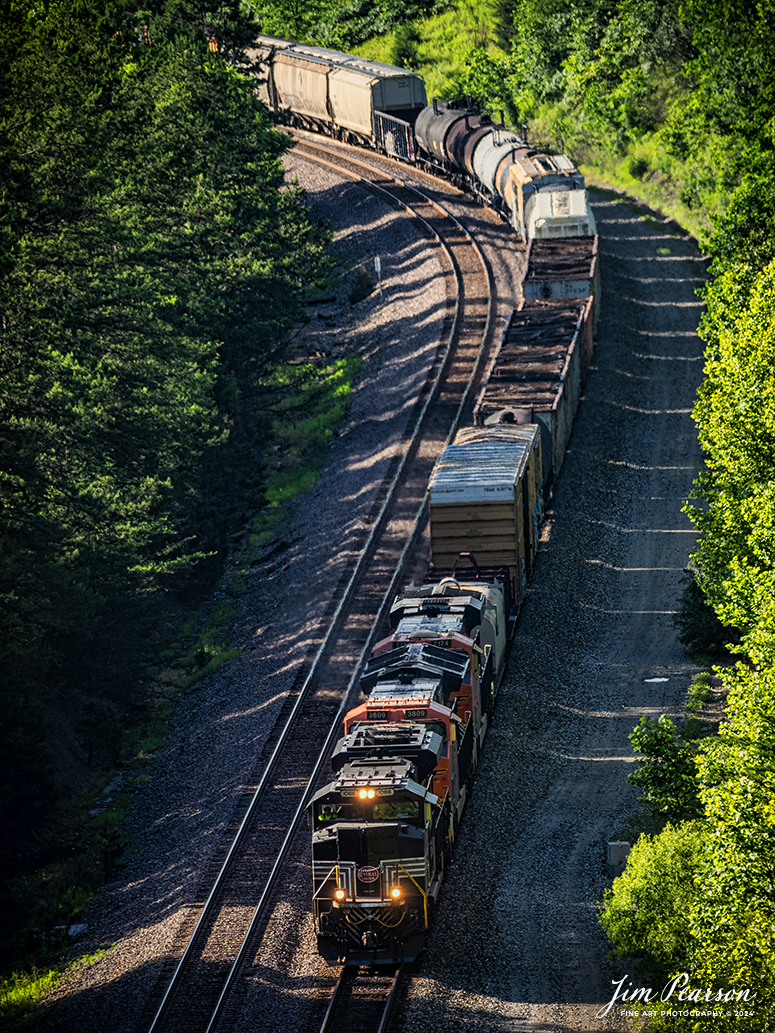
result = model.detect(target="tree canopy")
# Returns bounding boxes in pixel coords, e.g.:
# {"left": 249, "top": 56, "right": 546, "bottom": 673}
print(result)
{"left": 0, "top": 0, "right": 329, "bottom": 869}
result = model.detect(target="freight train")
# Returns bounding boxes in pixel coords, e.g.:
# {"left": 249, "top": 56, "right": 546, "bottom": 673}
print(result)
{"left": 247, "top": 35, "right": 596, "bottom": 240}
{"left": 245, "top": 37, "right": 600, "bottom": 965}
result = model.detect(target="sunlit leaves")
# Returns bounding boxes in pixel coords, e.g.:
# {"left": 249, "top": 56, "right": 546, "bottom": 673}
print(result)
{"left": 600, "top": 821, "right": 706, "bottom": 975}
{"left": 688, "top": 258, "right": 775, "bottom": 662}
{"left": 628, "top": 714, "right": 702, "bottom": 822}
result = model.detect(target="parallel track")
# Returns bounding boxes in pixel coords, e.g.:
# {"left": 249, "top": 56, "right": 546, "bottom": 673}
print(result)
{"left": 141, "top": 140, "right": 495, "bottom": 1033}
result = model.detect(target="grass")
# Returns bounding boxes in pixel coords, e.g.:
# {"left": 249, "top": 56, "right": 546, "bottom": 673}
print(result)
{"left": 686, "top": 671, "right": 712, "bottom": 713}
{"left": 356, "top": 4, "right": 503, "bottom": 99}
{"left": 683, "top": 670, "right": 713, "bottom": 740}
{"left": 0, "top": 949, "right": 108, "bottom": 1023}
{"left": 237, "top": 354, "right": 363, "bottom": 571}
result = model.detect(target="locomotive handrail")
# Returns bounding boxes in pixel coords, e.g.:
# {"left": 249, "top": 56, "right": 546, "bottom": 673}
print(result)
{"left": 398, "top": 863, "right": 429, "bottom": 928}
{"left": 433, "top": 788, "right": 449, "bottom": 832}
{"left": 312, "top": 864, "right": 340, "bottom": 900}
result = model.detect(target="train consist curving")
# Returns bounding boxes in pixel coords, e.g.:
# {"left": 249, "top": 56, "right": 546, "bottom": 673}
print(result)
{"left": 249, "top": 34, "right": 596, "bottom": 240}
{"left": 248, "top": 37, "right": 600, "bottom": 965}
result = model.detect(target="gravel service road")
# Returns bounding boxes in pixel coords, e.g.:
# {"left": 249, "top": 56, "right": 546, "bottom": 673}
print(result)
{"left": 26, "top": 154, "right": 707, "bottom": 1033}
{"left": 402, "top": 189, "right": 707, "bottom": 1032}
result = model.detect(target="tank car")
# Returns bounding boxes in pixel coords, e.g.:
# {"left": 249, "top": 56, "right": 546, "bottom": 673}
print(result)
{"left": 414, "top": 99, "right": 596, "bottom": 239}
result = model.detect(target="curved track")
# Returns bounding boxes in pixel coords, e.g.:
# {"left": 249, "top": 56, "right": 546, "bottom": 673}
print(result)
{"left": 140, "top": 140, "right": 496, "bottom": 1033}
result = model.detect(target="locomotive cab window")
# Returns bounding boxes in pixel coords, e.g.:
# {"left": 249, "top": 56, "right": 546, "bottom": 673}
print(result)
{"left": 315, "top": 802, "right": 360, "bottom": 824}
{"left": 372, "top": 798, "right": 420, "bottom": 821}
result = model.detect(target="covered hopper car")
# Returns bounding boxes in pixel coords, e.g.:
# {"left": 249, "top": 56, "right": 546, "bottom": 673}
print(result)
{"left": 247, "top": 40, "right": 597, "bottom": 241}
{"left": 247, "top": 35, "right": 427, "bottom": 157}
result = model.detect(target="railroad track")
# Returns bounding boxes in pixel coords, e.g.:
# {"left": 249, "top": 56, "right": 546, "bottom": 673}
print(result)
{"left": 139, "top": 139, "right": 495, "bottom": 1033}
{"left": 319, "top": 965, "right": 405, "bottom": 1033}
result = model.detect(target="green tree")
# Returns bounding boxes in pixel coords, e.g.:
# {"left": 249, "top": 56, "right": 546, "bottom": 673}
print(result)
{"left": 456, "top": 48, "right": 517, "bottom": 117}
{"left": 628, "top": 714, "right": 702, "bottom": 824}
{"left": 562, "top": 0, "right": 693, "bottom": 147}
{"left": 640, "top": 665, "right": 775, "bottom": 1030}
{"left": 0, "top": 0, "right": 330, "bottom": 872}
{"left": 688, "top": 257, "right": 775, "bottom": 665}
{"left": 679, "top": 0, "right": 775, "bottom": 149}
{"left": 600, "top": 821, "right": 705, "bottom": 976}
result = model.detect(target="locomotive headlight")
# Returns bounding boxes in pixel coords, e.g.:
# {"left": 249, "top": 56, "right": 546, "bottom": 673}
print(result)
{"left": 390, "top": 887, "right": 401, "bottom": 899}
{"left": 358, "top": 788, "right": 376, "bottom": 799}
{"left": 367, "top": 789, "right": 375, "bottom": 799}
{"left": 334, "top": 888, "right": 346, "bottom": 901}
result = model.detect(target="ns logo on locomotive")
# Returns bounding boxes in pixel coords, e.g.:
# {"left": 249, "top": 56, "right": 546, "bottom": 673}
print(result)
{"left": 246, "top": 38, "right": 599, "bottom": 965}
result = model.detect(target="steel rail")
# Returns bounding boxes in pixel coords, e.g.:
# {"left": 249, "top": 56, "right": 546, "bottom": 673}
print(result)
{"left": 317, "top": 965, "right": 403, "bottom": 1033}
{"left": 147, "top": 147, "right": 484, "bottom": 1033}
{"left": 203, "top": 146, "right": 497, "bottom": 1027}
{"left": 318, "top": 968, "right": 348, "bottom": 1033}
{"left": 377, "top": 965, "right": 404, "bottom": 1033}
{"left": 291, "top": 134, "right": 498, "bottom": 440}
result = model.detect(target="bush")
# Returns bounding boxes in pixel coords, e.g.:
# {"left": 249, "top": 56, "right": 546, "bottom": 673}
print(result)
{"left": 600, "top": 821, "right": 706, "bottom": 977}
{"left": 673, "top": 572, "right": 735, "bottom": 659}
{"left": 390, "top": 23, "right": 420, "bottom": 68}
{"left": 628, "top": 714, "right": 702, "bottom": 824}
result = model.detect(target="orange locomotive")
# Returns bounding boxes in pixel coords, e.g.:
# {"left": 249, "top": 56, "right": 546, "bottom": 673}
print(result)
{"left": 308, "top": 576, "right": 507, "bottom": 964}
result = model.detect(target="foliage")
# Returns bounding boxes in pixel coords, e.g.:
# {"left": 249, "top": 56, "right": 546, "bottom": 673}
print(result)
{"left": 0, "top": 0, "right": 330, "bottom": 874}
{"left": 562, "top": 0, "right": 693, "bottom": 149}
{"left": 679, "top": 0, "right": 775, "bottom": 149}
{"left": 600, "top": 821, "right": 706, "bottom": 977}
{"left": 602, "top": 666, "right": 775, "bottom": 1028}
{"left": 390, "top": 22, "right": 421, "bottom": 70}
{"left": 672, "top": 571, "right": 734, "bottom": 659}
{"left": 695, "top": 665, "right": 775, "bottom": 944}
{"left": 456, "top": 48, "right": 518, "bottom": 120}
{"left": 687, "top": 257, "right": 775, "bottom": 666}
{"left": 637, "top": 664, "right": 775, "bottom": 1030}
{"left": 627, "top": 715, "right": 702, "bottom": 824}
{"left": 251, "top": 0, "right": 452, "bottom": 50}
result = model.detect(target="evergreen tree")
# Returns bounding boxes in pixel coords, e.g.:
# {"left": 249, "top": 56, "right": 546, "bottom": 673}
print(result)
{"left": 0, "top": 0, "right": 329, "bottom": 871}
